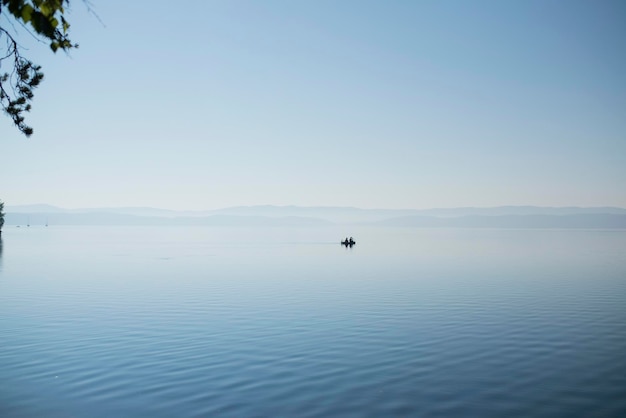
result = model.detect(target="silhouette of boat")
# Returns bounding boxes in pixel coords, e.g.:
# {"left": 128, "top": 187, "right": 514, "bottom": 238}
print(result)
{"left": 341, "top": 239, "right": 356, "bottom": 247}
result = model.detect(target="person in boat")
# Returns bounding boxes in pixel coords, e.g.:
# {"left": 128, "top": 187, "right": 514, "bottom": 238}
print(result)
{"left": 349, "top": 237, "right": 355, "bottom": 245}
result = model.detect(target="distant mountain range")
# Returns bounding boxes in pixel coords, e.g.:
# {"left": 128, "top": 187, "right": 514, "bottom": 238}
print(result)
{"left": 5, "top": 204, "right": 626, "bottom": 228}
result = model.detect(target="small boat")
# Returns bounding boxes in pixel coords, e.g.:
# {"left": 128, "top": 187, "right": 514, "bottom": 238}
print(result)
{"left": 341, "top": 238, "right": 356, "bottom": 247}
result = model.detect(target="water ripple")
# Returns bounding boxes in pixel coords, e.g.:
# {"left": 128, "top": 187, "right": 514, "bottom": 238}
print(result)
{"left": 1, "top": 227, "right": 625, "bottom": 417}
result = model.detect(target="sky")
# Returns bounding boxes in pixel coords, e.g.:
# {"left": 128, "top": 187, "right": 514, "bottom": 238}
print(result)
{"left": 1, "top": 0, "right": 625, "bottom": 210}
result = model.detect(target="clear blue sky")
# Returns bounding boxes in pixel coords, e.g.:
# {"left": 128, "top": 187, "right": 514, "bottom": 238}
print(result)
{"left": 1, "top": 0, "right": 625, "bottom": 210}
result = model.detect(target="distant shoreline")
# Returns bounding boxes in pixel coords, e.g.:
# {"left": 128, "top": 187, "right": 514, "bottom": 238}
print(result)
{"left": 4, "top": 205, "right": 626, "bottom": 229}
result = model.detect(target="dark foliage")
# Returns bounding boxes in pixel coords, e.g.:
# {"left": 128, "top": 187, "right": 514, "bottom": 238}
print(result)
{"left": 0, "top": 0, "right": 78, "bottom": 136}
{"left": 0, "top": 200, "right": 5, "bottom": 230}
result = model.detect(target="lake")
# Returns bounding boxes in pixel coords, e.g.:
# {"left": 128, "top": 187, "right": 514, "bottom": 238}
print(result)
{"left": 1, "top": 226, "right": 625, "bottom": 417}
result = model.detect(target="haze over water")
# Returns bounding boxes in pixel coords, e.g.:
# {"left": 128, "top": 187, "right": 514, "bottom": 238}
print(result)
{"left": 1, "top": 226, "right": 625, "bottom": 417}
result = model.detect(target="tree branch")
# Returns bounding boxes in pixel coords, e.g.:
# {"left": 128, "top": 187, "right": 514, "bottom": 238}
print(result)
{"left": 0, "top": 25, "right": 43, "bottom": 137}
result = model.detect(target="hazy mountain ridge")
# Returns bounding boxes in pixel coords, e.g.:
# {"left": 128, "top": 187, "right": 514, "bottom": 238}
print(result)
{"left": 373, "top": 214, "right": 626, "bottom": 229}
{"left": 5, "top": 205, "right": 626, "bottom": 227}
{"left": 4, "top": 212, "right": 332, "bottom": 227}
{"left": 9, "top": 204, "right": 626, "bottom": 217}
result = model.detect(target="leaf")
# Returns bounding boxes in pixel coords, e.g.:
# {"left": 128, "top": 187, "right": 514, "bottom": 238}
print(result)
{"left": 40, "top": 3, "right": 52, "bottom": 17}
{"left": 62, "top": 17, "right": 70, "bottom": 34}
{"left": 21, "top": 4, "right": 34, "bottom": 23}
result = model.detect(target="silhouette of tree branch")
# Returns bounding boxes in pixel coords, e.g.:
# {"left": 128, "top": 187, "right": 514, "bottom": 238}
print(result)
{"left": 0, "top": 0, "right": 79, "bottom": 137}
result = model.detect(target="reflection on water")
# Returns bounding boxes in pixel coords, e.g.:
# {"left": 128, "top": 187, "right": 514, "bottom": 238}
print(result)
{"left": 0, "top": 236, "right": 3, "bottom": 271}
{"left": 0, "top": 226, "right": 625, "bottom": 417}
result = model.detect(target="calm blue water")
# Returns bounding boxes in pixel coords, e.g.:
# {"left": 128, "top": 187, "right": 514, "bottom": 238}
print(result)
{"left": 0, "top": 226, "right": 625, "bottom": 417}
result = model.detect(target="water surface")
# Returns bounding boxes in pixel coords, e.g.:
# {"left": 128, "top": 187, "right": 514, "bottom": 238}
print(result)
{"left": 1, "top": 226, "right": 625, "bottom": 417}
